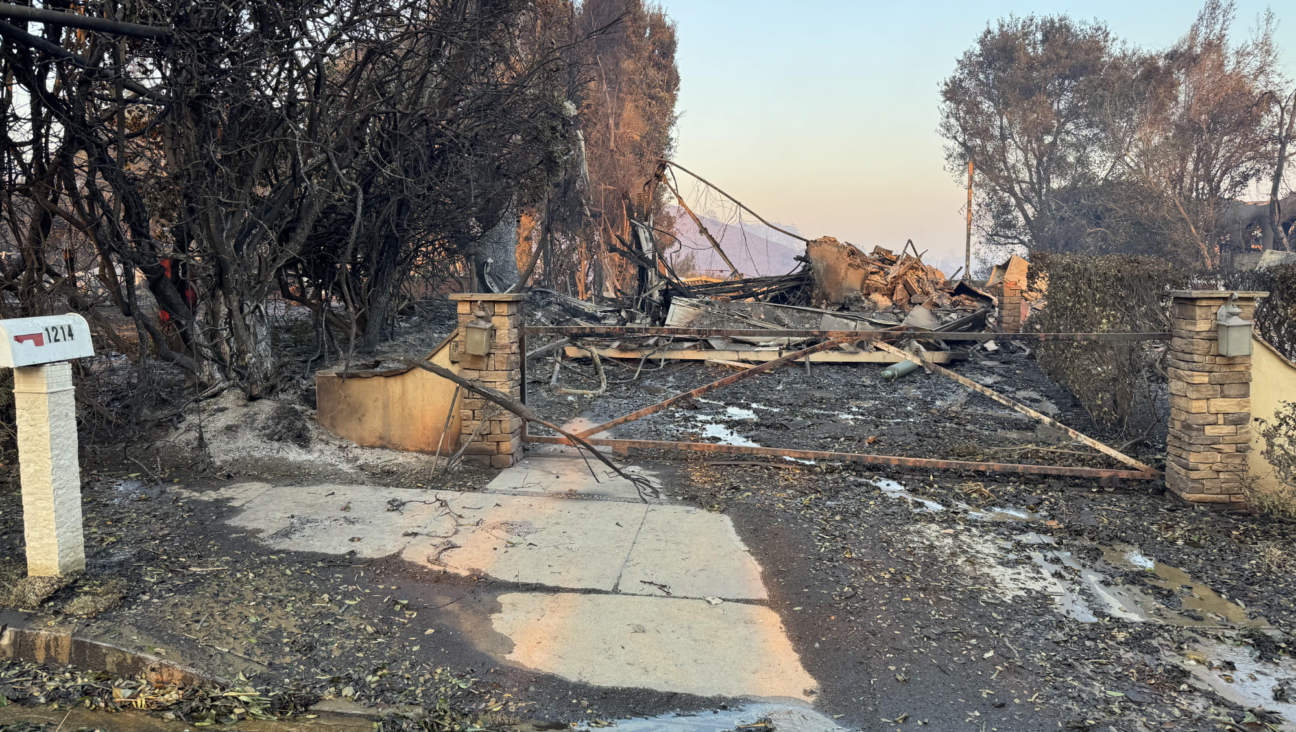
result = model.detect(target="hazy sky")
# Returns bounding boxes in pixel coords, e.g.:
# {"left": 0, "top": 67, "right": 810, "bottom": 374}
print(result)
{"left": 656, "top": 0, "right": 1294, "bottom": 273}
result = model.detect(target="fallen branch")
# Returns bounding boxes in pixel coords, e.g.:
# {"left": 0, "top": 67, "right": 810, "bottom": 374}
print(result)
{"left": 554, "top": 345, "right": 606, "bottom": 396}
{"left": 396, "top": 354, "right": 657, "bottom": 502}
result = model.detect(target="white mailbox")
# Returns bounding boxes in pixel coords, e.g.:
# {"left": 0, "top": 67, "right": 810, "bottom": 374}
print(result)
{"left": 0, "top": 313, "right": 94, "bottom": 578}
{"left": 0, "top": 314, "right": 93, "bottom": 367}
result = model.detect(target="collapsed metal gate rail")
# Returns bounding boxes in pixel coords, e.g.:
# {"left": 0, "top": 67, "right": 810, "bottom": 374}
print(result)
{"left": 521, "top": 326, "right": 1170, "bottom": 481}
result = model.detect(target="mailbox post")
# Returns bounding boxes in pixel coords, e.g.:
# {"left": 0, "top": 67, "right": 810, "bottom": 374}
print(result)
{"left": 0, "top": 315, "right": 94, "bottom": 576}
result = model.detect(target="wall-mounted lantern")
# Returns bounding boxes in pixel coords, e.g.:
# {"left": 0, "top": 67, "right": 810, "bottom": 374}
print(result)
{"left": 1216, "top": 294, "right": 1253, "bottom": 357}
{"left": 464, "top": 308, "right": 495, "bottom": 357}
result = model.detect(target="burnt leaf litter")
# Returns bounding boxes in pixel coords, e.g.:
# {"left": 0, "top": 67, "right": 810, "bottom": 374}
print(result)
{"left": 0, "top": 469, "right": 517, "bottom": 731}
{"left": 2, "top": 334, "right": 1296, "bottom": 731}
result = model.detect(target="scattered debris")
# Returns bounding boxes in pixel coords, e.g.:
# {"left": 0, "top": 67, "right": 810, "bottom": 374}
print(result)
{"left": 0, "top": 568, "right": 74, "bottom": 612}
{"left": 262, "top": 403, "right": 313, "bottom": 449}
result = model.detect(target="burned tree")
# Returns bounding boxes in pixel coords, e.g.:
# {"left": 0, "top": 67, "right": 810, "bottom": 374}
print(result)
{"left": 277, "top": 0, "right": 581, "bottom": 352}
{"left": 516, "top": 0, "right": 679, "bottom": 300}
{"left": 939, "top": 1, "right": 1283, "bottom": 268}
{"left": 0, "top": 0, "right": 599, "bottom": 396}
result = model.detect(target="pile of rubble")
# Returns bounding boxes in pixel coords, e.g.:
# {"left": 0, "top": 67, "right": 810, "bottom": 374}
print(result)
{"left": 804, "top": 236, "right": 995, "bottom": 318}
{"left": 806, "top": 237, "right": 948, "bottom": 310}
{"left": 524, "top": 235, "right": 1021, "bottom": 369}
{"left": 654, "top": 236, "right": 999, "bottom": 337}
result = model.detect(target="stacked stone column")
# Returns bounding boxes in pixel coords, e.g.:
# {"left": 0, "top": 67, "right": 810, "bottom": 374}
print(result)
{"left": 997, "top": 282, "right": 1025, "bottom": 333}
{"left": 448, "top": 293, "right": 524, "bottom": 468}
{"left": 1165, "top": 291, "right": 1267, "bottom": 504}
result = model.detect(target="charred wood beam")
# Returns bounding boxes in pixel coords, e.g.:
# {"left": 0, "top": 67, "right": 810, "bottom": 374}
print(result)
{"left": 871, "top": 341, "right": 1157, "bottom": 475}
{"left": 0, "top": 3, "right": 169, "bottom": 40}
{"left": 522, "top": 436, "right": 1160, "bottom": 481}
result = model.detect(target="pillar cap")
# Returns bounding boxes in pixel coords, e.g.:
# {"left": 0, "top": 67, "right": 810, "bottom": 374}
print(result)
{"left": 448, "top": 293, "right": 526, "bottom": 302}
{"left": 1168, "top": 290, "right": 1268, "bottom": 300}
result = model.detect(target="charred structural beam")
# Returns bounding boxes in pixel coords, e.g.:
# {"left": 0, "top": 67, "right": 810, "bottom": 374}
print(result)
{"left": 522, "top": 435, "right": 1160, "bottom": 481}
{"left": 873, "top": 340, "right": 1155, "bottom": 474}
{"left": 0, "top": 3, "right": 169, "bottom": 39}
{"left": 524, "top": 326, "right": 1171, "bottom": 342}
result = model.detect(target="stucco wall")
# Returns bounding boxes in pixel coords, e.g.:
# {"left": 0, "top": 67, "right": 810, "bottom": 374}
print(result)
{"left": 315, "top": 338, "right": 461, "bottom": 453}
{"left": 1248, "top": 336, "right": 1296, "bottom": 496}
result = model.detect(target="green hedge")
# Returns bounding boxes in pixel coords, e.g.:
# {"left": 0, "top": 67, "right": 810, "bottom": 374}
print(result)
{"left": 1029, "top": 254, "right": 1296, "bottom": 432}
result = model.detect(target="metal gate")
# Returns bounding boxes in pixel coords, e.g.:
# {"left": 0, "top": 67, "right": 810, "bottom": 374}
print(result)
{"left": 521, "top": 326, "right": 1167, "bottom": 482}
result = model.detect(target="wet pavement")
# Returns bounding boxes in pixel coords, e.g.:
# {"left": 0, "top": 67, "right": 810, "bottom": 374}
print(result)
{"left": 874, "top": 474, "right": 1267, "bottom": 629}
{"left": 1185, "top": 640, "right": 1296, "bottom": 731}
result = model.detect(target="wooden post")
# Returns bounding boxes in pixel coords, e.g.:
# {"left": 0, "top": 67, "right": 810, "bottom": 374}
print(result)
{"left": 964, "top": 160, "right": 973, "bottom": 281}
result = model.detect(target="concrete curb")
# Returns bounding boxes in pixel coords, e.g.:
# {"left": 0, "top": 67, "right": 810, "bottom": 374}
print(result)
{"left": 0, "top": 613, "right": 421, "bottom": 723}
{"left": 0, "top": 611, "right": 213, "bottom": 686}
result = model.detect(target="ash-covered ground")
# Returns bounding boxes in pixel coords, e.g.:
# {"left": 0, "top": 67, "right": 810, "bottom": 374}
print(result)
{"left": 3, "top": 304, "right": 1296, "bottom": 732}
{"left": 522, "top": 343, "right": 1296, "bottom": 731}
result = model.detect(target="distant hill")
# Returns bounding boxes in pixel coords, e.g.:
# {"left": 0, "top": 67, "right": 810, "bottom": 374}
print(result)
{"left": 665, "top": 206, "right": 804, "bottom": 278}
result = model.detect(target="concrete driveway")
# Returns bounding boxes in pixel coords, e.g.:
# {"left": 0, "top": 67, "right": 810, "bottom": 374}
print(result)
{"left": 187, "top": 454, "right": 822, "bottom": 705}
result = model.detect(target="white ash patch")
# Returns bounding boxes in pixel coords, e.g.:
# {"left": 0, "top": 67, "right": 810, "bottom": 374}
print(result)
{"left": 908, "top": 523, "right": 1049, "bottom": 603}
{"left": 165, "top": 389, "right": 440, "bottom": 477}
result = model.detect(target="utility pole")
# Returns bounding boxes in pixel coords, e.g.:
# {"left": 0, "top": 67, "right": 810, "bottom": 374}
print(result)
{"left": 963, "top": 160, "right": 974, "bottom": 281}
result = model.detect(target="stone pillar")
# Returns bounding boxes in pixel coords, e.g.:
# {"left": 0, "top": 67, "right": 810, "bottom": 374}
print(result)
{"left": 998, "top": 282, "right": 1025, "bottom": 333}
{"left": 1165, "top": 290, "right": 1268, "bottom": 505}
{"left": 15, "top": 362, "right": 85, "bottom": 576}
{"left": 449, "top": 293, "right": 524, "bottom": 468}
